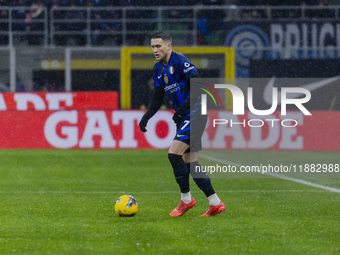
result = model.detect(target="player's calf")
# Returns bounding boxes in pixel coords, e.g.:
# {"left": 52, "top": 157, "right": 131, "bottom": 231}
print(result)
{"left": 187, "top": 161, "right": 215, "bottom": 197}
{"left": 168, "top": 153, "right": 190, "bottom": 193}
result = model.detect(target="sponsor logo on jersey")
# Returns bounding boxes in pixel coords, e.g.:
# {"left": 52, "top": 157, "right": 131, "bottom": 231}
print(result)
{"left": 164, "top": 83, "right": 180, "bottom": 92}
{"left": 184, "top": 66, "right": 195, "bottom": 73}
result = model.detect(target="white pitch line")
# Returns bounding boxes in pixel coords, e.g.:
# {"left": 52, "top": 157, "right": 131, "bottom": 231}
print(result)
{"left": 199, "top": 154, "right": 340, "bottom": 193}
{"left": 0, "top": 190, "right": 328, "bottom": 194}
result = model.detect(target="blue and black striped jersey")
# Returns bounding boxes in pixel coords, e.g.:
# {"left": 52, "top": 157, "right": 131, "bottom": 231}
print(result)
{"left": 153, "top": 51, "right": 199, "bottom": 111}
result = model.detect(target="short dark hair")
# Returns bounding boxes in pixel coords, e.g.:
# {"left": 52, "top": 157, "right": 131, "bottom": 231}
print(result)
{"left": 151, "top": 31, "right": 172, "bottom": 42}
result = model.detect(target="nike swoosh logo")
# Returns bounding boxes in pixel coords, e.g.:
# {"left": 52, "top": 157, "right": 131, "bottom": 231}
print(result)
{"left": 263, "top": 75, "right": 340, "bottom": 105}
{"left": 176, "top": 134, "right": 185, "bottom": 137}
{"left": 158, "top": 75, "right": 162, "bottom": 79}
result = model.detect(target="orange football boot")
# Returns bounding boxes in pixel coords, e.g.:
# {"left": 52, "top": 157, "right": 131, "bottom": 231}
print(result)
{"left": 170, "top": 197, "right": 196, "bottom": 217}
{"left": 200, "top": 201, "right": 226, "bottom": 217}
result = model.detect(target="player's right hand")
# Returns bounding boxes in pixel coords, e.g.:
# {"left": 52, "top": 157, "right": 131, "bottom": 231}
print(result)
{"left": 139, "top": 117, "right": 148, "bottom": 132}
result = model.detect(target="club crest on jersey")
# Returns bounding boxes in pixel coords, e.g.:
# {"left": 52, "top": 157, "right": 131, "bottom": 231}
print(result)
{"left": 164, "top": 75, "right": 169, "bottom": 83}
{"left": 169, "top": 66, "right": 174, "bottom": 74}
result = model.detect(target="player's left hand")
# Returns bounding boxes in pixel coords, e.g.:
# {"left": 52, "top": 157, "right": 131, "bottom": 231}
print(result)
{"left": 172, "top": 112, "right": 183, "bottom": 124}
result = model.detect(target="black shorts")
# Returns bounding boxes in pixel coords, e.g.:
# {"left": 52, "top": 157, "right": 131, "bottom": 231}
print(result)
{"left": 174, "top": 114, "right": 207, "bottom": 153}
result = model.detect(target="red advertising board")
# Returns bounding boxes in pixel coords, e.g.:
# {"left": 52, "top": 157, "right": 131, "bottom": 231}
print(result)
{"left": 0, "top": 92, "right": 119, "bottom": 111}
{"left": 202, "top": 111, "right": 339, "bottom": 151}
{"left": 0, "top": 95, "right": 339, "bottom": 150}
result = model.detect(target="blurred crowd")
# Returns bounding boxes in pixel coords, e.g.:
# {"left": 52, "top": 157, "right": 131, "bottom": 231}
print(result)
{"left": 238, "top": 0, "right": 336, "bottom": 19}
{"left": 0, "top": 0, "right": 339, "bottom": 7}
{"left": 238, "top": 0, "right": 331, "bottom": 5}
{"left": 2, "top": 0, "right": 226, "bottom": 7}
{"left": 0, "top": 0, "right": 339, "bottom": 47}
{"left": 1, "top": 0, "right": 339, "bottom": 95}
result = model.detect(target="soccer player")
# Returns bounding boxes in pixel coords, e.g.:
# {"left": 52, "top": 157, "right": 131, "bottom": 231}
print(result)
{"left": 139, "top": 31, "right": 225, "bottom": 217}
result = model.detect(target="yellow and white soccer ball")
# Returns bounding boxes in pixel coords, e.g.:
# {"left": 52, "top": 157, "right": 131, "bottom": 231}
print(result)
{"left": 114, "top": 195, "right": 139, "bottom": 217}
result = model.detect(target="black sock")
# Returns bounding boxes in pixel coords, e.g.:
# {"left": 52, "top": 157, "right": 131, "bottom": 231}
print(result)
{"left": 168, "top": 153, "right": 190, "bottom": 193}
{"left": 187, "top": 161, "right": 215, "bottom": 197}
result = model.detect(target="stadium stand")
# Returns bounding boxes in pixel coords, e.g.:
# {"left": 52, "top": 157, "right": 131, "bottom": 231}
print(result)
{"left": 0, "top": 1, "right": 339, "bottom": 46}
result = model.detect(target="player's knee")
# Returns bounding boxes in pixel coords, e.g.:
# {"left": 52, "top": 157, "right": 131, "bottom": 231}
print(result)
{"left": 168, "top": 153, "right": 182, "bottom": 164}
{"left": 182, "top": 153, "right": 190, "bottom": 164}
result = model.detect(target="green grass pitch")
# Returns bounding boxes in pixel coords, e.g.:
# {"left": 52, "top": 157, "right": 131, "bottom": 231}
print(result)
{"left": 0, "top": 149, "right": 339, "bottom": 255}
